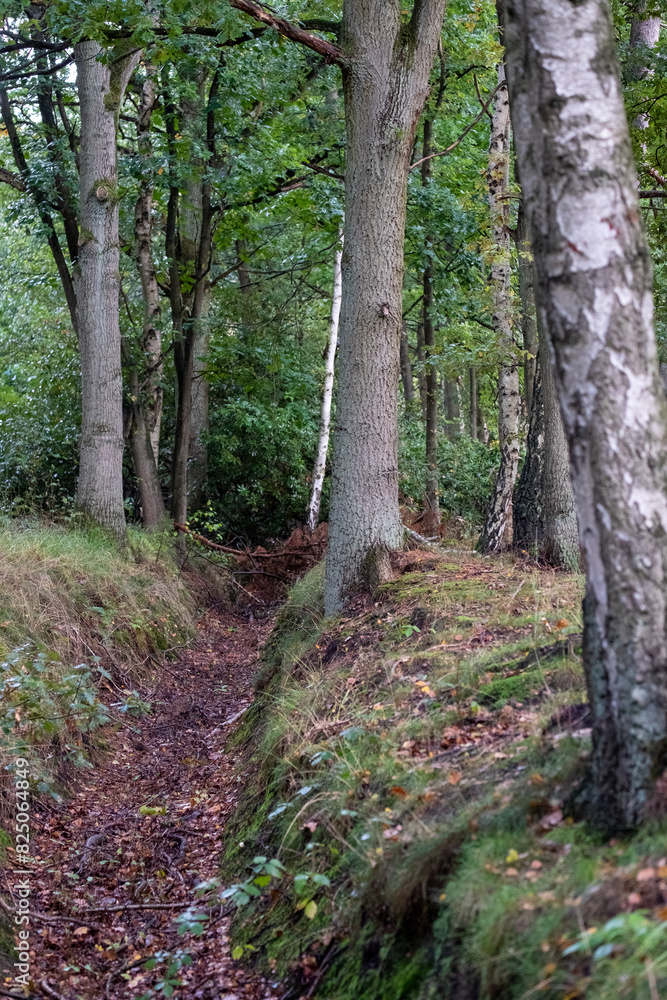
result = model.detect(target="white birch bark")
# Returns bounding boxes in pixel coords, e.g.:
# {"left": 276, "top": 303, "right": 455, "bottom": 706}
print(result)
{"left": 74, "top": 41, "right": 139, "bottom": 541}
{"left": 504, "top": 0, "right": 667, "bottom": 831}
{"left": 306, "top": 230, "right": 343, "bottom": 532}
{"left": 478, "top": 62, "right": 520, "bottom": 553}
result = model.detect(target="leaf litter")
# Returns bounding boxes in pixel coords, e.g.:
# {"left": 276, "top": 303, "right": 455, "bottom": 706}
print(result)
{"left": 12, "top": 611, "right": 283, "bottom": 1000}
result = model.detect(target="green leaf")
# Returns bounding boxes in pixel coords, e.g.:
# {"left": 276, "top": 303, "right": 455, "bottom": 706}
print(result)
{"left": 232, "top": 946, "right": 244, "bottom": 960}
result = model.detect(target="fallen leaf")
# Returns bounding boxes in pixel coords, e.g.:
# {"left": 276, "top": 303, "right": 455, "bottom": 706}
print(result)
{"left": 304, "top": 900, "right": 318, "bottom": 920}
{"left": 448, "top": 771, "right": 462, "bottom": 786}
{"left": 390, "top": 786, "right": 407, "bottom": 798}
{"left": 537, "top": 809, "right": 563, "bottom": 832}
{"left": 73, "top": 927, "right": 89, "bottom": 936}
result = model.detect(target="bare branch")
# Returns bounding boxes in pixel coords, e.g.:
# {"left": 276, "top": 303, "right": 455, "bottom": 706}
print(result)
{"left": 0, "top": 166, "right": 25, "bottom": 191}
{"left": 409, "top": 84, "right": 501, "bottom": 171}
{"left": 229, "top": 0, "right": 345, "bottom": 64}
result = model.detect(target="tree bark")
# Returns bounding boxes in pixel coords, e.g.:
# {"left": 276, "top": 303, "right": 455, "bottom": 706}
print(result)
{"left": 324, "top": 0, "right": 448, "bottom": 614}
{"left": 131, "top": 60, "right": 166, "bottom": 530}
{"left": 540, "top": 315, "right": 579, "bottom": 569}
{"left": 478, "top": 62, "right": 520, "bottom": 553}
{"left": 443, "top": 378, "right": 461, "bottom": 439}
{"left": 513, "top": 222, "right": 578, "bottom": 568}
{"left": 469, "top": 367, "right": 478, "bottom": 440}
{"left": 422, "top": 117, "right": 440, "bottom": 536}
{"left": 74, "top": 41, "right": 139, "bottom": 541}
{"left": 166, "top": 67, "right": 217, "bottom": 524}
{"left": 516, "top": 202, "right": 537, "bottom": 417}
{"left": 416, "top": 320, "right": 427, "bottom": 415}
{"left": 513, "top": 342, "right": 544, "bottom": 555}
{"left": 400, "top": 321, "right": 415, "bottom": 404}
{"left": 504, "top": 0, "right": 667, "bottom": 832}
{"left": 307, "top": 229, "right": 343, "bottom": 531}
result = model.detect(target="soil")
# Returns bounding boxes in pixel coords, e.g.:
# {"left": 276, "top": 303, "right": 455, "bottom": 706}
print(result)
{"left": 9, "top": 609, "right": 282, "bottom": 1000}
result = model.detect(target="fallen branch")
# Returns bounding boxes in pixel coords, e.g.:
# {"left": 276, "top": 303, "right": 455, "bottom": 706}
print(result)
{"left": 39, "top": 982, "right": 71, "bottom": 1000}
{"left": 69, "top": 901, "right": 196, "bottom": 914}
{"left": 405, "top": 528, "right": 439, "bottom": 547}
{"left": 0, "top": 896, "right": 106, "bottom": 932}
{"left": 174, "top": 522, "right": 312, "bottom": 560}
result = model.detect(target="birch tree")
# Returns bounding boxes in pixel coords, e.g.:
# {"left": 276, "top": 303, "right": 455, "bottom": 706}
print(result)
{"left": 306, "top": 229, "right": 343, "bottom": 532}
{"left": 504, "top": 0, "right": 667, "bottom": 831}
{"left": 477, "top": 58, "right": 520, "bottom": 553}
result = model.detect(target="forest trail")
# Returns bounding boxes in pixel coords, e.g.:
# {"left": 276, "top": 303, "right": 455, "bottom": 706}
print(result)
{"left": 26, "top": 610, "right": 281, "bottom": 1000}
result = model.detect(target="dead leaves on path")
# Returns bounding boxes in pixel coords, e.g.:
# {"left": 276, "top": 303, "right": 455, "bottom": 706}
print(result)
{"left": 7, "top": 613, "right": 280, "bottom": 1000}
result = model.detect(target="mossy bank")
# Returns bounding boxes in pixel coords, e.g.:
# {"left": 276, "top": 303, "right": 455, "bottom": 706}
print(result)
{"left": 222, "top": 549, "right": 667, "bottom": 1000}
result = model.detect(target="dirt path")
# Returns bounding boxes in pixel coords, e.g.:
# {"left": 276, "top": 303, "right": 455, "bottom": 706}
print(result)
{"left": 21, "top": 610, "right": 281, "bottom": 1000}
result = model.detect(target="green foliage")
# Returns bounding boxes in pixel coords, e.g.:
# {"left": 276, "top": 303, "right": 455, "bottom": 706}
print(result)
{"left": 204, "top": 334, "right": 323, "bottom": 540}
{"left": 0, "top": 645, "right": 110, "bottom": 784}
{"left": 400, "top": 419, "right": 499, "bottom": 526}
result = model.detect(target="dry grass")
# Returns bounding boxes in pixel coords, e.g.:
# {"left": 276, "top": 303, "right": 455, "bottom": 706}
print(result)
{"left": 0, "top": 521, "right": 194, "bottom": 671}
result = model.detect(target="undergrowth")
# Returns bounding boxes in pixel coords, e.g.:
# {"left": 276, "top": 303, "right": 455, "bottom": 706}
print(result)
{"left": 220, "top": 549, "right": 667, "bottom": 999}
{"left": 0, "top": 520, "right": 195, "bottom": 797}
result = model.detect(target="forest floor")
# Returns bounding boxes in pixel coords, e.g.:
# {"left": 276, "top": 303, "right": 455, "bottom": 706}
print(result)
{"left": 8, "top": 538, "right": 667, "bottom": 1000}
{"left": 14, "top": 607, "right": 282, "bottom": 1000}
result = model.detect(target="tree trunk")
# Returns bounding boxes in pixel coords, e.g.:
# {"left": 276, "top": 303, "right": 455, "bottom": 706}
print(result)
{"left": 74, "top": 41, "right": 138, "bottom": 541}
{"left": 443, "top": 378, "right": 461, "bottom": 439}
{"left": 166, "top": 68, "right": 217, "bottom": 524}
{"left": 307, "top": 230, "right": 344, "bottom": 531}
{"left": 540, "top": 317, "right": 579, "bottom": 569}
{"left": 132, "top": 61, "right": 166, "bottom": 530}
{"left": 324, "top": 0, "right": 447, "bottom": 614}
{"left": 129, "top": 368, "right": 166, "bottom": 531}
{"left": 469, "top": 368, "right": 478, "bottom": 440}
{"left": 400, "top": 322, "right": 415, "bottom": 404}
{"left": 478, "top": 62, "right": 520, "bottom": 552}
{"left": 516, "top": 202, "right": 537, "bottom": 417}
{"left": 422, "top": 118, "right": 440, "bottom": 536}
{"left": 416, "top": 321, "right": 427, "bottom": 415}
{"left": 513, "top": 223, "right": 578, "bottom": 568}
{"left": 505, "top": 0, "right": 667, "bottom": 832}
{"left": 188, "top": 290, "right": 210, "bottom": 512}
{"left": 513, "top": 343, "right": 544, "bottom": 555}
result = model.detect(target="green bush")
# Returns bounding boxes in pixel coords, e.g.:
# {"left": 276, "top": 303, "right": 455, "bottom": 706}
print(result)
{"left": 399, "top": 417, "right": 499, "bottom": 526}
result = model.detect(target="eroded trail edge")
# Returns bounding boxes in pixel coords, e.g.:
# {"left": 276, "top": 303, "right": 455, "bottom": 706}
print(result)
{"left": 21, "top": 611, "right": 279, "bottom": 1000}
